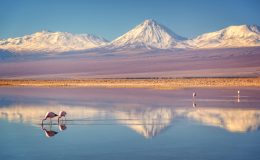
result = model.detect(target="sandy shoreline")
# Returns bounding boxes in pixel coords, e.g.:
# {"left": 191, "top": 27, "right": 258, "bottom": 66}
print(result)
{"left": 0, "top": 78, "right": 260, "bottom": 89}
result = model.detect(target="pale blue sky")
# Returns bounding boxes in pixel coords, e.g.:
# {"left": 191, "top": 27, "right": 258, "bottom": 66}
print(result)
{"left": 1, "top": 0, "right": 260, "bottom": 40}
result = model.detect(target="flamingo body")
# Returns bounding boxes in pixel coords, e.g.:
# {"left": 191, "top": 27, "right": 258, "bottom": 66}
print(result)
{"left": 44, "top": 112, "right": 58, "bottom": 119}
{"left": 42, "top": 112, "right": 58, "bottom": 124}
{"left": 59, "top": 111, "right": 67, "bottom": 117}
{"left": 58, "top": 111, "right": 67, "bottom": 123}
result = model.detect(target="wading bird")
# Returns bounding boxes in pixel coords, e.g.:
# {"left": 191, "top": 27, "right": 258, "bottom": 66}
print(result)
{"left": 42, "top": 112, "right": 58, "bottom": 125}
{"left": 237, "top": 90, "right": 240, "bottom": 102}
{"left": 58, "top": 111, "right": 67, "bottom": 123}
{"left": 193, "top": 92, "right": 196, "bottom": 100}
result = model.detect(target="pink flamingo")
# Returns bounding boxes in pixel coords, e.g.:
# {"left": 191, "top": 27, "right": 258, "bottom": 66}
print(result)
{"left": 193, "top": 92, "right": 196, "bottom": 101}
{"left": 58, "top": 111, "right": 67, "bottom": 123}
{"left": 193, "top": 92, "right": 196, "bottom": 97}
{"left": 42, "top": 112, "right": 58, "bottom": 125}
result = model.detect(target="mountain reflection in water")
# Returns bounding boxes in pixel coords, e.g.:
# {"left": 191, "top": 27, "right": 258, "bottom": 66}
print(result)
{"left": 1, "top": 103, "right": 260, "bottom": 138}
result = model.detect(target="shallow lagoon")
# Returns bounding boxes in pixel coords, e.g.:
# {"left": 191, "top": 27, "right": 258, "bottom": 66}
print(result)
{"left": 0, "top": 87, "right": 260, "bottom": 160}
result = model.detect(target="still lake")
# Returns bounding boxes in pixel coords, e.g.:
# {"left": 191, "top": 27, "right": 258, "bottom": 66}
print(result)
{"left": 0, "top": 87, "right": 260, "bottom": 160}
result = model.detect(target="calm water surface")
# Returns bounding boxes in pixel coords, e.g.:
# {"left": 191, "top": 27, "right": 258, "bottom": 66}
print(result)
{"left": 0, "top": 87, "right": 260, "bottom": 160}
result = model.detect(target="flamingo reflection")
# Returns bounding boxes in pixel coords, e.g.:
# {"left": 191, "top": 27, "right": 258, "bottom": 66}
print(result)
{"left": 59, "top": 123, "right": 67, "bottom": 131}
{"left": 193, "top": 102, "right": 197, "bottom": 108}
{"left": 41, "top": 125, "right": 58, "bottom": 138}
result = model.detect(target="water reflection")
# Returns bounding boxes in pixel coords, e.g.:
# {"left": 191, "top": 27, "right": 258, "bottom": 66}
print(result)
{"left": 41, "top": 121, "right": 67, "bottom": 138}
{"left": 116, "top": 107, "right": 174, "bottom": 138}
{"left": 192, "top": 102, "right": 196, "bottom": 108}
{"left": 41, "top": 126, "right": 59, "bottom": 138}
{"left": 237, "top": 97, "right": 240, "bottom": 103}
{"left": 59, "top": 123, "right": 67, "bottom": 131}
{"left": 188, "top": 108, "right": 260, "bottom": 132}
{"left": 1, "top": 103, "right": 260, "bottom": 138}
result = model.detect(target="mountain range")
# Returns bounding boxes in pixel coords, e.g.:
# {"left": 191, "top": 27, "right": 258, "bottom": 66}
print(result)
{"left": 0, "top": 31, "right": 108, "bottom": 53}
{"left": 0, "top": 19, "right": 260, "bottom": 54}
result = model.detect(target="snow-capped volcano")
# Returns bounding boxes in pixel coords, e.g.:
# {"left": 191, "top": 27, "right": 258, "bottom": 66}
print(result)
{"left": 0, "top": 31, "right": 108, "bottom": 53}
{"left": 185, "top": 25, "right": 260, "bottom": 48}
{"left": 108, "top": 19, "right": 186, "bottom": 49}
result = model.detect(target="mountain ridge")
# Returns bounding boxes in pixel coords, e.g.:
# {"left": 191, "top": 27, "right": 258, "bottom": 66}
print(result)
{"left": 0, "top": 20, "right": 260, "bottom": 54}
{"left": 183, "top": 24, "right": 260, "bottom": 48}
{"left": 0, "top": 30, "right": 108, "bottom": 53}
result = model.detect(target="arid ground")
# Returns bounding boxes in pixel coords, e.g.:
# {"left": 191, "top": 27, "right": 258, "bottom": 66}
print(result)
{"left": 0, "top": 47, "right": 260, "bottom": 79}
{"left": 1, "top": 78, "right": 259, "bottom": 89}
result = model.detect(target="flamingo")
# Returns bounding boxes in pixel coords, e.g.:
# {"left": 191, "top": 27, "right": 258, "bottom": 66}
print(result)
{"left": 58, "top": 111, "right": 67, "bottom": 123}
{"left": 237, "top": 90, "right": 240, "bottom": 102}
{"left": 193, "top": 92, "right": 196, "bottom": 101}
{"left": 42, "top": 112, "right": 58, "bottom": 125}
